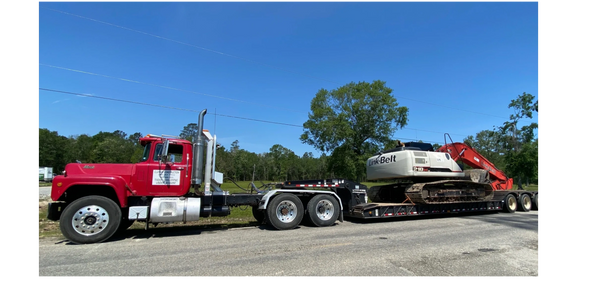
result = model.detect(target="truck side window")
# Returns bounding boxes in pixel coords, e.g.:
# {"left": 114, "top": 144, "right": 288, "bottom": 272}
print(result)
{"left": 140, "top": 143, "right": 152, "bottom": 162}
{"left": 153, "top": 144, "right": 184, "bottom": 163}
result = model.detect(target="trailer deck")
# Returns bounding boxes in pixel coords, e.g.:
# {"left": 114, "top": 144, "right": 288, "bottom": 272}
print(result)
{"left": 347, "top": 200, "right": 504, "bottom": 219}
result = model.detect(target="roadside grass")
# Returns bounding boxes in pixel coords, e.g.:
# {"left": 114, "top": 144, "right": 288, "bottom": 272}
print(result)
{"left": 39, "top": 204, "right": 62, "bottom": 238}
{"left": 512, "top": 184, "right": 538, "bottom": 191}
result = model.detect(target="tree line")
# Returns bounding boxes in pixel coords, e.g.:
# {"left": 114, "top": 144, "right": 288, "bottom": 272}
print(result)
{"left": 462, "top": 92, "right": 538, "bottom": 188}
{"left": 39, "top": 129, "right": 144, "bottom": 173}
{"left": 39, "top": 81, "right": 537, "bottom": 186}
{"left": 38, "top": 127, "right": 333, "bottom": 182}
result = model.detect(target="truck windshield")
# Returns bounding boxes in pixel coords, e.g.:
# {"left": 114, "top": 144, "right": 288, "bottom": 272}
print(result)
{"left": 140, "top": 143, "right": 151, "bottom": 162}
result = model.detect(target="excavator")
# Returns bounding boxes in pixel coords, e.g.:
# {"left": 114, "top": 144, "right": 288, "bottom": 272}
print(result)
{"left": 366, "top": 137, "right": 518, "bottom": 207}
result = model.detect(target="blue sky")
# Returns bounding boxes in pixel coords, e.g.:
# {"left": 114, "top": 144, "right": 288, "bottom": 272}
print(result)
{"left": 38, "top": 1, "right": 538, "bottom": 156}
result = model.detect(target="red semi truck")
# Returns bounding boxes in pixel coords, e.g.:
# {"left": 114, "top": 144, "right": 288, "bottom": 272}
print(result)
{"left": 47, "top": 109, "right": 537, "bottom": 244}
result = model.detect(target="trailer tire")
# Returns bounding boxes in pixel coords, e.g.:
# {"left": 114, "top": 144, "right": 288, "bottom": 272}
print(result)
{"left": 518, "top": 193, "right": 532, "bottom": 212}
{"left": 531, "top": 193, "right": 542, "bottom": 210}
{"left": 503, "top": 194, "right": 517, "bottom": 213}
{"left": 266, "top": 193, "right": 304, "bottom": 230}
{"left": 306, "top": 194, "right": 340, "bottom": 227}
{"left": 59, "top": 195, "right": 122, "bottom": 244}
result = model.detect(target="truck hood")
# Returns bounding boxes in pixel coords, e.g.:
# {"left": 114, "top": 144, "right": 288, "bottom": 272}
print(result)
{"left": 51, "top": 163, "right": 136, "bottom": 202}
{"left": 63, "top": 163, "right": 135, "bottom": 178}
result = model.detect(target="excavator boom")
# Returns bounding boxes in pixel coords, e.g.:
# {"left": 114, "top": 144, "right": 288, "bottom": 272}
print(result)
{"left": 436, "top": 142, "right": 513, "bottom": 190}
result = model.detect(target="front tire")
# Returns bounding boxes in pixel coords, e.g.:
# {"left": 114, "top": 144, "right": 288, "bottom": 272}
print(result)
{"left": 59, "top": 195, "right": 122, "bottom": 244}
{"left": 306, "top": 194, "right": 340, "bottom": 227}
{"left": 266, "top": 193, "right": 304, "bottom": 230}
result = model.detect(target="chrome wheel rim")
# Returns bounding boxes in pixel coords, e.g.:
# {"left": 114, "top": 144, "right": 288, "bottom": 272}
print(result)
{"left": 71, "top": 205, "right": 109, "bottom": 236}
{"left": 315, "top": 199, "right": 334, "bottom": 221}
{"left": 275, "top": 200, "right": 298, "bottom": 223}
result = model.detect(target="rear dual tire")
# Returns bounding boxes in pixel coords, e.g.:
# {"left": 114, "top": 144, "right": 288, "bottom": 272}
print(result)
{"left": 518, "top": 194, "right": 532, "bottom": 212}
{"left": 504, "top": 193, "right": 535, "bottom": 213}
{"left": 306, "top": 194, "right": 340, "bottom": 227}
{"left": 503, "top": 194, "right": 518, "bottom": 213}
{"left": 266, "top": 194, "right": 304, "bottom": 230}
{"left": 266, "top": 193, "right": 340, "bottom": 230}
{"left": 531, "top": 193, "right": 542, "bottom": 210}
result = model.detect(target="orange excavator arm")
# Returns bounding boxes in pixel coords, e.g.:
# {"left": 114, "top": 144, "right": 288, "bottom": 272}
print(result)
{"left": 437, "top": 142, "right": 513, "bottom": 190}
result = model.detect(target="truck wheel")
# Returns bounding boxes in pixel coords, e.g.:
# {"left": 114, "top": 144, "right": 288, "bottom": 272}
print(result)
{"left": 59, "top": 195, "right": 122, "bottom": 244}
{"left": 518, "top": 194, "right": 532, "bottom": 212}
{"left": 503, "top": 194, "right": 517, "bottom": 213}
{"left": 266, "top": 193, "right": 304, "bottom": 230}
{"left": 306, "top": 194, "right": 340, "bottom": 227}
{"left": 532, "top": 193, "right": 542, "bottom": 210}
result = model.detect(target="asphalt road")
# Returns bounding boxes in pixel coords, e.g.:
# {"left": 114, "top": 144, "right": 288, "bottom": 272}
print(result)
{"left": 39, "top": 210, "right": 538, "bottom": 276}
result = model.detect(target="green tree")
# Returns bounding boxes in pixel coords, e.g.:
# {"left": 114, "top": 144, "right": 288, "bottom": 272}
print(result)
{"left": 180, "top": 123, "right": 198, "bottom": 142}
{"left": 128, "top": 132, "right": 144, "bottom": 163}
{"left": 88, "top": 130, "right": 140, "bottom": 163}
{"left": 267, "top": 144, "right": 296, "bottom": 181}
{"left": 69, "top": 134, "right": 94, "bottom": 163}
{"left": 498, "top": 93, "right": 539, "bottom": 188}
{"left": 300, "top": 80, "right": 408, "bottom": 180}
{"left": 463, "top": 129, "right": 507, "bottom": 172}
{"left": 39, "top": 128, "right": 70, "bottom": 172}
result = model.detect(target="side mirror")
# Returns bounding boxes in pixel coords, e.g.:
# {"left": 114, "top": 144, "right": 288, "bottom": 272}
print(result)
{"left": 160, "top": 139, "right": 170, "bottom": 162}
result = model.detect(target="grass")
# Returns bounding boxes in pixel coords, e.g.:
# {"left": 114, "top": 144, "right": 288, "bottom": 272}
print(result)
{"left": 39, "top": 205, "right": 62, "bottom": 238}
{"left": 39, "top": 203, "right": 258, "bottom": 239}
{"left": 511, "top": 184, "right": 538, "bottom": 191}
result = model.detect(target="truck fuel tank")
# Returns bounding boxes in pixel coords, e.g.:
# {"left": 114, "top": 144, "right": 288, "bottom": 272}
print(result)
{"left": 129, "top": 197, "right": 231, "bottom": 223}
{"left": 147, "top": 197, "right": 202, "bottom": 223}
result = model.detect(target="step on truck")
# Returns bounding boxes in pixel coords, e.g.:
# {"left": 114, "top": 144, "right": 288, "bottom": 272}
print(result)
{"left": 47, "top": 109, "right": 537, "bottom": 244}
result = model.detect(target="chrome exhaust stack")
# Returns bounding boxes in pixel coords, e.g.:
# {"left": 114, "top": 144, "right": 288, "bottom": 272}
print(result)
{"left": 192, "top": 109, "right": 207, "bottom": 187}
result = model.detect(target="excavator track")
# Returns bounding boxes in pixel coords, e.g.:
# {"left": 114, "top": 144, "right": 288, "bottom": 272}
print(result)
{"left": 405, "top": 180, "right": 494, "bottom": 204}
{"left": 369, "top": 180, "right": 494, "bottom": 204}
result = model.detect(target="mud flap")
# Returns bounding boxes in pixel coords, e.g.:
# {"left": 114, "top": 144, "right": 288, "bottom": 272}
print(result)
{"left": 47, "top": 202, "right": 66, "bottom": 221}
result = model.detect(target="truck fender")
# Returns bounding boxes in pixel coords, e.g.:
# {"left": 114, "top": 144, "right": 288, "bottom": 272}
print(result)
{"left": 257, "top": 189, "right": 344, "bottom": 213}
{"left": 52, "top": 176, "right": 131, "bottom": 207}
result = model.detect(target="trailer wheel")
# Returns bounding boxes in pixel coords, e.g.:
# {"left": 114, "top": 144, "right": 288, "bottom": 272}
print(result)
{"left": 532, "top": 193, "right": 542, "bottom": 210}
{"left": 266, "top": 193, "right": 304, "bottom": 230}
{"left": 518, "top": 194, "right": 532, "bottom": 212}
{"left": 503, "top": 194, "right": 517, "bottom": 213}
{"left": 306, "top": 194, "right": 340, "bottom": 227}
{"left": 59, "top": 195, "right": 122, "bottom": 244}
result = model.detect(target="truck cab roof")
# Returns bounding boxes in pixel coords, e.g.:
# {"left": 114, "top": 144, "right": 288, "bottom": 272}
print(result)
{"left": 139, "top": 134, "right": 192, "bottom": 146}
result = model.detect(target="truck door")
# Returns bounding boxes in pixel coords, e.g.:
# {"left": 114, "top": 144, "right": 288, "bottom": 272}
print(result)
{"left": 146, "top": 142, "right": 190, "bottom": 196}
